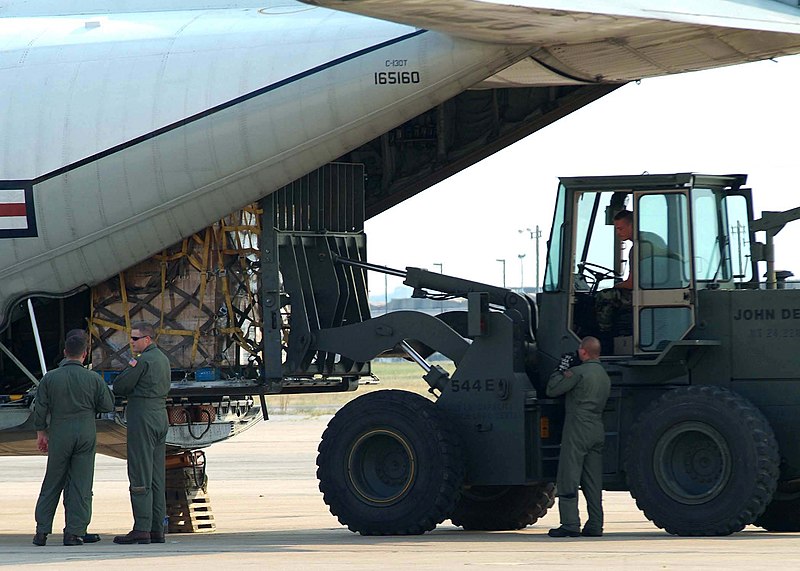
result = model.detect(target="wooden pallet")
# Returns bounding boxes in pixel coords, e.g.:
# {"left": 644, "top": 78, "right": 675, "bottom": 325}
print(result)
{"left": 165, "top": 464, "right": 215, "bottom": 533}
{"left": 169, "top": 520, "right": 216, "bottom": 534}
{"left": 166, "top": 490, "right": 216, "bottom": 533}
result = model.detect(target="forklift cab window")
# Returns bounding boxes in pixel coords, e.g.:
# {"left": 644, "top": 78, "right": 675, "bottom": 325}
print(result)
{"left": 692, "top": 188, "right": 731, "bottom": 284}
{"left": 638, "top": 194, "right": 691, "bottom": 290}
{"left": 544, "top": 183, "right": 568, "bottom": 292}
{"left": 636, "top": 192, "right": 693, "bottom": 352}
{"left": 724, "top": 195, "right": 754, "bottom": 283}
{"left": 574, "top": 191, "right": 617, "bottom": 291}
{"left": 567, "top": 189, "right": 621, "bottom": 343}
{"left": 691, "top": 188, "right": 752, "bottom": 286}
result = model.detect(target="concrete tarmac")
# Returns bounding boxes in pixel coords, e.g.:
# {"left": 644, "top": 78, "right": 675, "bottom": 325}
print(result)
{"left": 1, "top": 415, "right": 798, "bottom": 570}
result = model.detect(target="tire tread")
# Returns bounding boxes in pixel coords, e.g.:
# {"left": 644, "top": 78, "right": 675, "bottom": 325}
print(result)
{"left": 625, "top": 385, "right": 779, "bottom": 536}
{"left": 317, "top": 390, "right": 464, "bottom": 535}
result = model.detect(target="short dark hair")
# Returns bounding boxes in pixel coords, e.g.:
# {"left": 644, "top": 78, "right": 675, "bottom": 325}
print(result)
{"left": 130, "top": 321, "right": 156, "bottom": 338}
{"left": 64, "top": 335, "right": 87, "bottom": 358}
{"left": 66, "top": 328, "right": 87, "bottom": 340}
{"left": 613, "top": 210, "right": 633, "bottom": 223}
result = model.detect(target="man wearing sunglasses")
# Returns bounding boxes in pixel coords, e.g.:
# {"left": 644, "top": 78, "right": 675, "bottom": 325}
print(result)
{"left": 111, "top": 322, "right": 171, "bottom": 545}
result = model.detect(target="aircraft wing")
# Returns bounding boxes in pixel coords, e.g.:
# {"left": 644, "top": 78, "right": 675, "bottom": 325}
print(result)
{"left": 301, "top": 0, "right": 800, "bottom": 83}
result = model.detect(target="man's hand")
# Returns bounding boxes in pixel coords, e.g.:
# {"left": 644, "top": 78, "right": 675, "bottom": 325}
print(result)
{"left": 557, "top": 352, "right": 576, "bottom": 373}
{"left": 36, "top": 431, "right": 48, "bottom": 453}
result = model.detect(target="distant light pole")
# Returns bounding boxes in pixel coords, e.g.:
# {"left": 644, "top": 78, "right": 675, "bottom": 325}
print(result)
{"left": 496, "top": 258, "right": 506, "bottom": 288}
{"left": 731, "top": 221, "right": 746, "bottom": 282}
{"left": 519, "top": 226, "right": 542, "bottom": 293}
{"left": 518, "top": 254, "right": 526, "bottom": 291}
{"left": 433, "top": 263, "right": 443, "bottom": 313}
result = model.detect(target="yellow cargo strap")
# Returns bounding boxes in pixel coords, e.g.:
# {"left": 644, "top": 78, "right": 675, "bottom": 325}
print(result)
{"left": 90, "top": 205, "right": 263, "bottom": 368}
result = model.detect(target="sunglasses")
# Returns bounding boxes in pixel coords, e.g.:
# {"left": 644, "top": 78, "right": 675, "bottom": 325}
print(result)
{"left": 130, "top": 335, "right": 149, "bottom": 341}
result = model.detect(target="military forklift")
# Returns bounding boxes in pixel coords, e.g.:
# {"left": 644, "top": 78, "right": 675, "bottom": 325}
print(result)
{"left": 263, "top": 171, "right": 800, "bottom": 537}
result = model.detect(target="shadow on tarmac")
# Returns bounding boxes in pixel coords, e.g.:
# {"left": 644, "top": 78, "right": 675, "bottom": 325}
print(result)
{"left": 0, "top": 525, "right": 794, "bottom": 565}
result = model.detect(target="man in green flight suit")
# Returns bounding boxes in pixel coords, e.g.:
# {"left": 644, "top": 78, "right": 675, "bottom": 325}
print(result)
{"left": 112, "top": 322, "right": 171, "bottom": 545}
{"left": 32, "top": 333, "right": 115, "bottom": 546}
{"left": 546, "top": 336, "right": 611, "bottom": 538}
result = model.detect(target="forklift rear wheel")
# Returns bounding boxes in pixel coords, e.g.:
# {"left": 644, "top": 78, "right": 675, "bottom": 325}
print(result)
{"left": 317, "top": 390, "right": 464, "bottom": 535}
{"left": 449, "top": 483, "right": 556, "bottom": 531}
{"left": 755, "top": 492, "right": 800, "bottom": 532}
{"left": 625, "top": 385, "right": 779, "bottom": 536}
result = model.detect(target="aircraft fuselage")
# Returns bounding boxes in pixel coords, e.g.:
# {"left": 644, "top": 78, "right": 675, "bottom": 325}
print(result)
{"left": 0, "top": 2, "right": 529, "bottom": 329}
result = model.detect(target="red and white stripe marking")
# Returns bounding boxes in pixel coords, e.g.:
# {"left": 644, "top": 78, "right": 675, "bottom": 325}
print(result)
{"left": 0, "top": 189, "right": 27, "bottom": 230}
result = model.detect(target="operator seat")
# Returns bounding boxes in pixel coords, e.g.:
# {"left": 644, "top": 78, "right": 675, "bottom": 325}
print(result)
{"left": 639, "top": 254, "right": 685, "bottom": 290}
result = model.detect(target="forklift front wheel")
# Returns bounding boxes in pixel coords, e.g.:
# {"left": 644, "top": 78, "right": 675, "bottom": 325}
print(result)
{"left": 317, "top": 390, "right": 464, "bottom": 535}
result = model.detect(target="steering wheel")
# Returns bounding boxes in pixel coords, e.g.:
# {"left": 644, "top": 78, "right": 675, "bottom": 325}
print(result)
{"left": 577, "top": 262, "right": 619, "bottom": 294}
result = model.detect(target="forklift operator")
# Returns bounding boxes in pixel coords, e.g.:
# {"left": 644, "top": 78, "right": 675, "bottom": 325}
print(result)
{"left": 595, "top": 210, "right": 668, "bottom": 345}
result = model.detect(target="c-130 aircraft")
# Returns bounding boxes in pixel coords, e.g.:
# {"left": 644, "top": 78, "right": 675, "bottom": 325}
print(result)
{"left": 2, "top": 1, "right": 800, "bottom": 455}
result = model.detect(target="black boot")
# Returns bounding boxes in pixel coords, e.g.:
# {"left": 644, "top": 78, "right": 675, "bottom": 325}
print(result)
{"left": 581, "top": 528, "right": 603, "bottom": 537}
{"left": 83, "top": 533, "right": 101, "bottom": 543}
{"left": 547, "top": 527, "right": 581, "bottom": 538}
{"left": 63, "top": 533, "right": 84, "bottom": 546}
{"left": 32, "top": 532, "right": 48, "bottom": 546}
{"left": 113, "top": 530, "right": 151, "bottom": 545}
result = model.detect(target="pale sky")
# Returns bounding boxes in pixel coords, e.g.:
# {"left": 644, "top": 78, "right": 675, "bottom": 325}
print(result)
{"left": 366, "top": 54, "right": 800, "bottom": 299}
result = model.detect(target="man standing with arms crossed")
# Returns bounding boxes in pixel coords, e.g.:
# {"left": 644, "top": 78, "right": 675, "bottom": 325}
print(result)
{"left": 33, "top": 333, "right": 115, "bottom": 546}
{"left": 546, "top": 336, "right": 611, "bottom": 538}
{"left": 112, "top": 322, "right": 171, "bottom": 545}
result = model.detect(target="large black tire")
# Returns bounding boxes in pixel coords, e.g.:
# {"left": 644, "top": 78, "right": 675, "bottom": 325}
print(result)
{"left": 449, "top": 483, "right": 556, "bottom": 531}
{"left": 316, "top": 390, "right": 464, "bottom": 535}
{"left": 625, "top": 386, "right": 779, "bottom": 536}
{"left": 755, "top": 493, "right": 800, "bottom": 532}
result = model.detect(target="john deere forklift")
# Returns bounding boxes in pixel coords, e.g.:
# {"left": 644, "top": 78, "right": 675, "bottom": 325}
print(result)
{"left": 263, "top": 171, "right": 800, "bottom": 537}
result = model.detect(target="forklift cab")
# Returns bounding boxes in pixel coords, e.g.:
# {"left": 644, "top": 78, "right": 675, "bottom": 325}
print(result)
{"left": 539, "top": 173, "right": 755, "bottom": 358}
